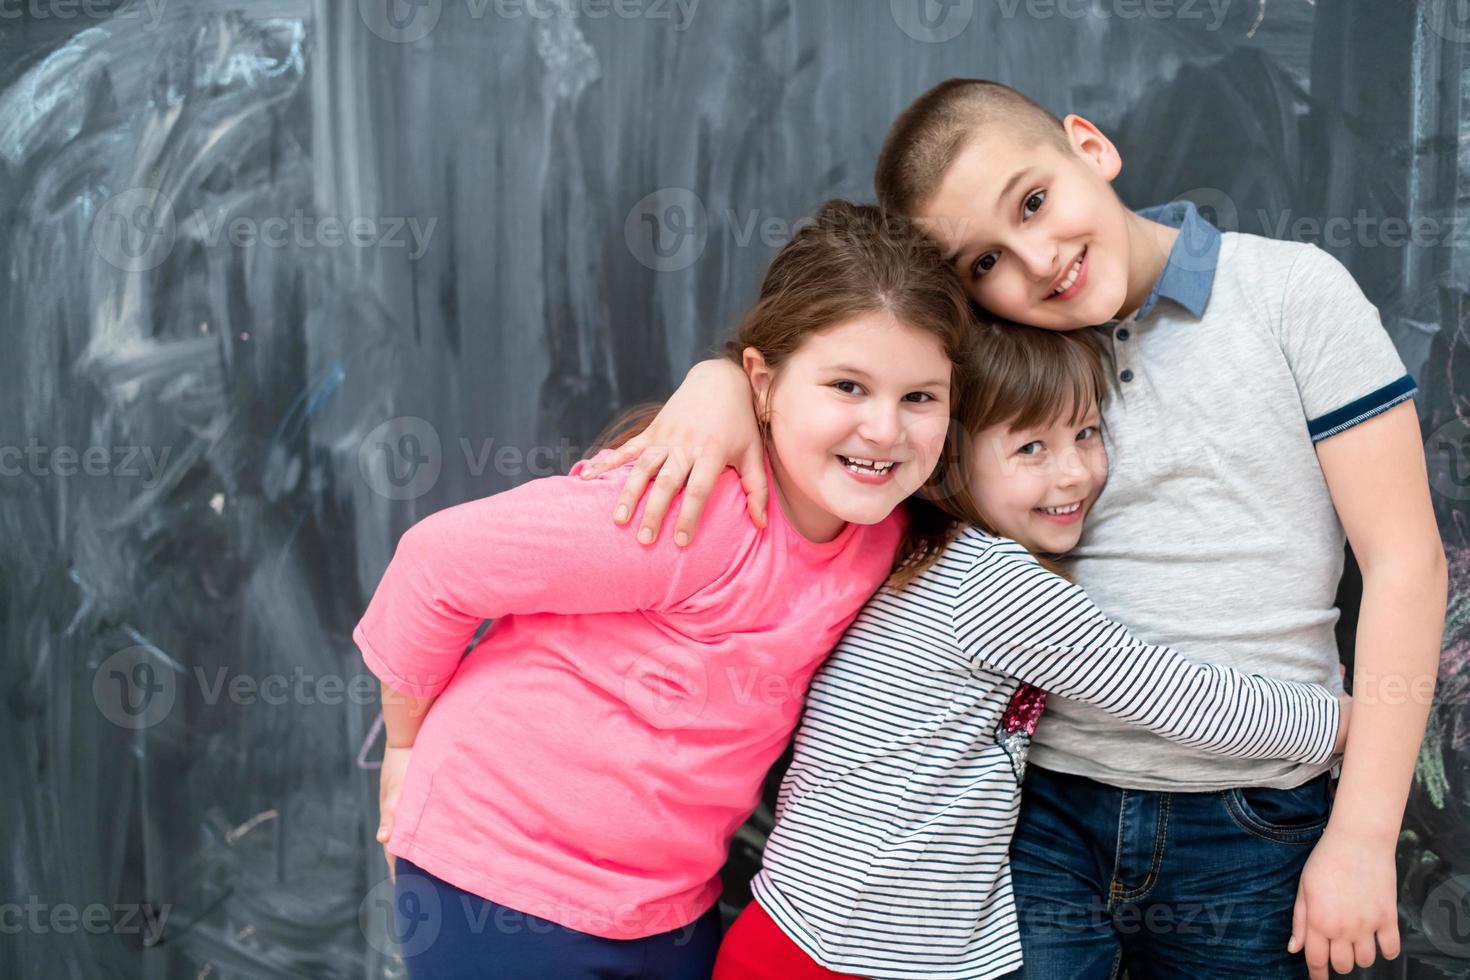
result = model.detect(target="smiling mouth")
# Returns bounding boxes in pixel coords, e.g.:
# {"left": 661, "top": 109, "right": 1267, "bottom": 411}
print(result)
{"left": 1032, "top": 499, "right": 1087, "bottom": 525}
{"left": 1047, "top": 247, "right": 1086, "bottom": 299}
{"left": 837, "top": 455, "right": 897, "bottom": 476}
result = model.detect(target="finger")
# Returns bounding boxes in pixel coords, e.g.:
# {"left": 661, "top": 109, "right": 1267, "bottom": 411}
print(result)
{"left": 1288, "top": 886, "right": 1306, "bottom": 953}
{"left": 613, "top": 447, "right": 668, "bottom": 525}
{"left": 672, "top": 455, "right": 727, "bottom": 546}
{"left": 738, "top": 445, "right": 770, "bottom": 528}
{"left": 1353, "top": 934, "right": 1377, "bottom": 968}
{"left": 1304, "top": 931, "right": 1329, "bottom": 980}
{"left": 1378, "top": 922, "right": 1401, "bottom": 960}
{"left": 579, "top": 446, "right": 630, "bottom": 479}
{"left": 639, "top": 452, "right": 694, "bottom": 545}
{"left": 1329, "top": 936, "right": 1355, "bottom": 976}
{"left": 386, "top": 847, "right": 395, "bottom": 882}
{"left": 583, "top": 437, "right": 646, "bottom": 479}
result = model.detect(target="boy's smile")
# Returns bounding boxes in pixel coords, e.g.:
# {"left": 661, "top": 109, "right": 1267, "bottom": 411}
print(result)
{"left": 914, "top": 116, "right": 1180, "bottom": 332}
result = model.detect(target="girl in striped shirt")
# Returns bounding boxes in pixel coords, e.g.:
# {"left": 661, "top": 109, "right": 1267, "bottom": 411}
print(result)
{"left": 707, "top": 323, "right": 1352, "bottom": 980}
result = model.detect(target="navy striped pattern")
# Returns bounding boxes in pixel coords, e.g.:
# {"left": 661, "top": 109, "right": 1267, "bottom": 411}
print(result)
{"left": 1306, "top": 373, "right": 1418, "bottom": 443}
{"left": 751, "top": 526, "right": 1340, "bottom": 979}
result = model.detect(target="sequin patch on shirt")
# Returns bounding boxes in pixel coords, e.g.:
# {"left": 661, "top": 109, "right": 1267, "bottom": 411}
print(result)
{"left": 996, "top": 682, "right": 1048, "bottom": 781}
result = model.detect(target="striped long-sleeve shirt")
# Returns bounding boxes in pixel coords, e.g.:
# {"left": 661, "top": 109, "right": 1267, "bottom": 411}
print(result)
{"left": 749, "top": 526, "right": 1342, "bottom": 979}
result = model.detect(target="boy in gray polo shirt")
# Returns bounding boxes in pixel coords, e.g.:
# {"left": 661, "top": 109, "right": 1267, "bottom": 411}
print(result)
{"left": 581, "top": 82, "right": 1446, "bottom": 980}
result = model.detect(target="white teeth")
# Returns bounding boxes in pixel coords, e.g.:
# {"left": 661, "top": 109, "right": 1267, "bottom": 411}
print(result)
{"left": 1052, "top": 253, "right": 1084, "bottom": 296}
{"left": 840, "top": 455, "right": 895, "bottom": 475}
{"left": 1039, "top": 502, "right": 1081, "bottom": 516}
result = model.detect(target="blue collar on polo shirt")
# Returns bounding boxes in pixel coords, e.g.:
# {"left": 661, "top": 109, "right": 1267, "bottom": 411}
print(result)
{"left": 1127, "top": 199, "right": 1222, "bottom": 321}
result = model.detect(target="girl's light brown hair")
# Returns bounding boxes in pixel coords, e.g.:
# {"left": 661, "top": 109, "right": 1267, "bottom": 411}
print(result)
{"left": 589, "top": 199, "right": 976, "bottom": 590}
{"left": 920, "top": 319, "right": 1109, "bottom": 571}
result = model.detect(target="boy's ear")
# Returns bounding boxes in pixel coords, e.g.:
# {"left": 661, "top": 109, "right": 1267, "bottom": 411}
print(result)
{"left": 1060, "top": 113, "right": 1122, "bottom": 182}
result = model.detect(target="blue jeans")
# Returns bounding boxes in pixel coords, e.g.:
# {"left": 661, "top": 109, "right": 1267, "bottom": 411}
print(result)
{"left": 391, "top": 856, "right": 724, "bottom": 979}
{"left": 1009, "top": 765, "right": 1333, "bottom": 979}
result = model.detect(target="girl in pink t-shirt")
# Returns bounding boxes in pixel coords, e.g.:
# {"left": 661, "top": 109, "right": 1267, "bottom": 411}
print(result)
{"left": 354, "top": 201, "right": 977, "bottom": 978}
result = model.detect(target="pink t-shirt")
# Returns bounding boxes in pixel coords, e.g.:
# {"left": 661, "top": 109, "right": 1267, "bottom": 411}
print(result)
{"left": 353, "top": 448, "right": 906, "bottom": 939}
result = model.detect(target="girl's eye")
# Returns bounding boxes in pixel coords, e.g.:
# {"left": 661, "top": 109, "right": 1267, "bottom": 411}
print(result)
{"left": 832, "top": 380, "right": 862, "bottom": 395}
{"left": 1023, "top": 189, "right": 1046, "bottom": 219}
{"left": 1017, "top": 441, "right": 1044, "bottom": 456}
{"left": 1077, "top": 425, "right": 1097, "bottom": 440}
{"left": 904, "top": 392, "right": 937, "bottom": 403}
{"left": 971, "top": 251, "right": 999, "bottom": 280}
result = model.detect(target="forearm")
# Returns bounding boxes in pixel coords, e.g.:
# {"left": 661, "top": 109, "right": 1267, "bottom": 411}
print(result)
{"left": 1327, "top": 546, "right": 1447, "bottom": 841}
{"left": 1058, "top": 652, "right": 1341, "bottom": 764}
{"left": 381, "top": 681, "right": 438, "bottom": 748}
{"left": 972, "top": 570, "right": 1342, "bottom": 763}
{"left": 694, "top": 355, "right": 755, "bottom": 395}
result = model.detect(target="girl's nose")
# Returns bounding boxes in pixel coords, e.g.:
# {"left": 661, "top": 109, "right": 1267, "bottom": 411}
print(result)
{"left": 857, "top": 405, "right": 903, "bottom": 448}
{"left": 1055, "top": 447, "right": 1089, "bottom": 486}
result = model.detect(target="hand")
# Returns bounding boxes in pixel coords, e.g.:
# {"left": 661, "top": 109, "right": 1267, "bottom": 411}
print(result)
{"left": 1287, "top": 828, "right": 1400, "bottom": 979}
{"left": 1333, "top": 692, "right": 1351, "bottom": 755}
{"left": 579, "top": 358, "right": 767, "bottom": 546}
{"left": 377, "top": 744, "right": 413, "bottom": 881}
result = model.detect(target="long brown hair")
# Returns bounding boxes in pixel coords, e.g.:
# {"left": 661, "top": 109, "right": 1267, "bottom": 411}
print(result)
{"left": 589, "top": 199, "right": 976, "bottom": 590}
{"left": 920, "top": 319, "right": 1109, "bottom": 574}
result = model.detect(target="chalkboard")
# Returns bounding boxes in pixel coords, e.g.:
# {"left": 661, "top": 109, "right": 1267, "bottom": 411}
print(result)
{"left": 1, "top": 1, "right": 1465, "bottom": 977}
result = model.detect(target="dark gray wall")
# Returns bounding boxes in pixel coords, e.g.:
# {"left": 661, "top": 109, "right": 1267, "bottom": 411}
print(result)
{"left": 1, "top": 1, "right": 1466, "bottom": 976}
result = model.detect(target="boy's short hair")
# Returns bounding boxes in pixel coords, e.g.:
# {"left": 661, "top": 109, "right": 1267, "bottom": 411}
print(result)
{"left": 875, "top": 79, "right": 1069, "bottom": 218}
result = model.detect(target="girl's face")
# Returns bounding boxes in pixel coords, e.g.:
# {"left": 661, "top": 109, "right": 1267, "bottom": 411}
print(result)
{"left": 967, "top": 401, "right": 1108, "bottom": 555}
{"left": 745, "top": 312, "right": 954, "bottom": 543}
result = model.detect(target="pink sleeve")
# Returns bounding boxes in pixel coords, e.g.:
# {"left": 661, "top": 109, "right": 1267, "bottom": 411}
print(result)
{"left": 352, "top": 453, "right": 745, "bottom": 697}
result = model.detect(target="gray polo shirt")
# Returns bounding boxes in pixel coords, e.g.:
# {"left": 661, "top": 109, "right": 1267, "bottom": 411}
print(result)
{"left": 1027, "top": 199, "right": 1417, "bottom": 792}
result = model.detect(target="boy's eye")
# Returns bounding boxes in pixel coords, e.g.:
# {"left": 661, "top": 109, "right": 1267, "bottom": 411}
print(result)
{"left": 1023, "top": 189, "right": 1046, "bottom": 219}
{"left": 1077, "top": 425, "right": 1097, "bottom": 440}
{"left": 1017, "top": 440, "right": 1044, "bottom": 456}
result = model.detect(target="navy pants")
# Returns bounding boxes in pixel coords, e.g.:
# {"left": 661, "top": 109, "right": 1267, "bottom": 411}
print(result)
{"left": 1010, "top": 765, "right": 1334, "bottom": 979}
{"left": 391, "top": 856, "right": 724, "bottom": 979}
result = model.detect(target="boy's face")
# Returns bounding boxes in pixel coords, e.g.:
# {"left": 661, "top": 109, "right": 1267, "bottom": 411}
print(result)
{"left": 915, "top": 117, "right": 1131, "bottom": 332}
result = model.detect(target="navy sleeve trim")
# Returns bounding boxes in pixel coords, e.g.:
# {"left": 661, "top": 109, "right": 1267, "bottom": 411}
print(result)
{"left": 1307, "top": 374, "right": 1418, "bottom": 443}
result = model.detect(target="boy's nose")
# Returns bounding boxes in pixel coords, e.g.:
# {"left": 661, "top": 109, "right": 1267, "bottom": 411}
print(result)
{"left": 1017, "top": 241, "right": 1061, "bottom": 284}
